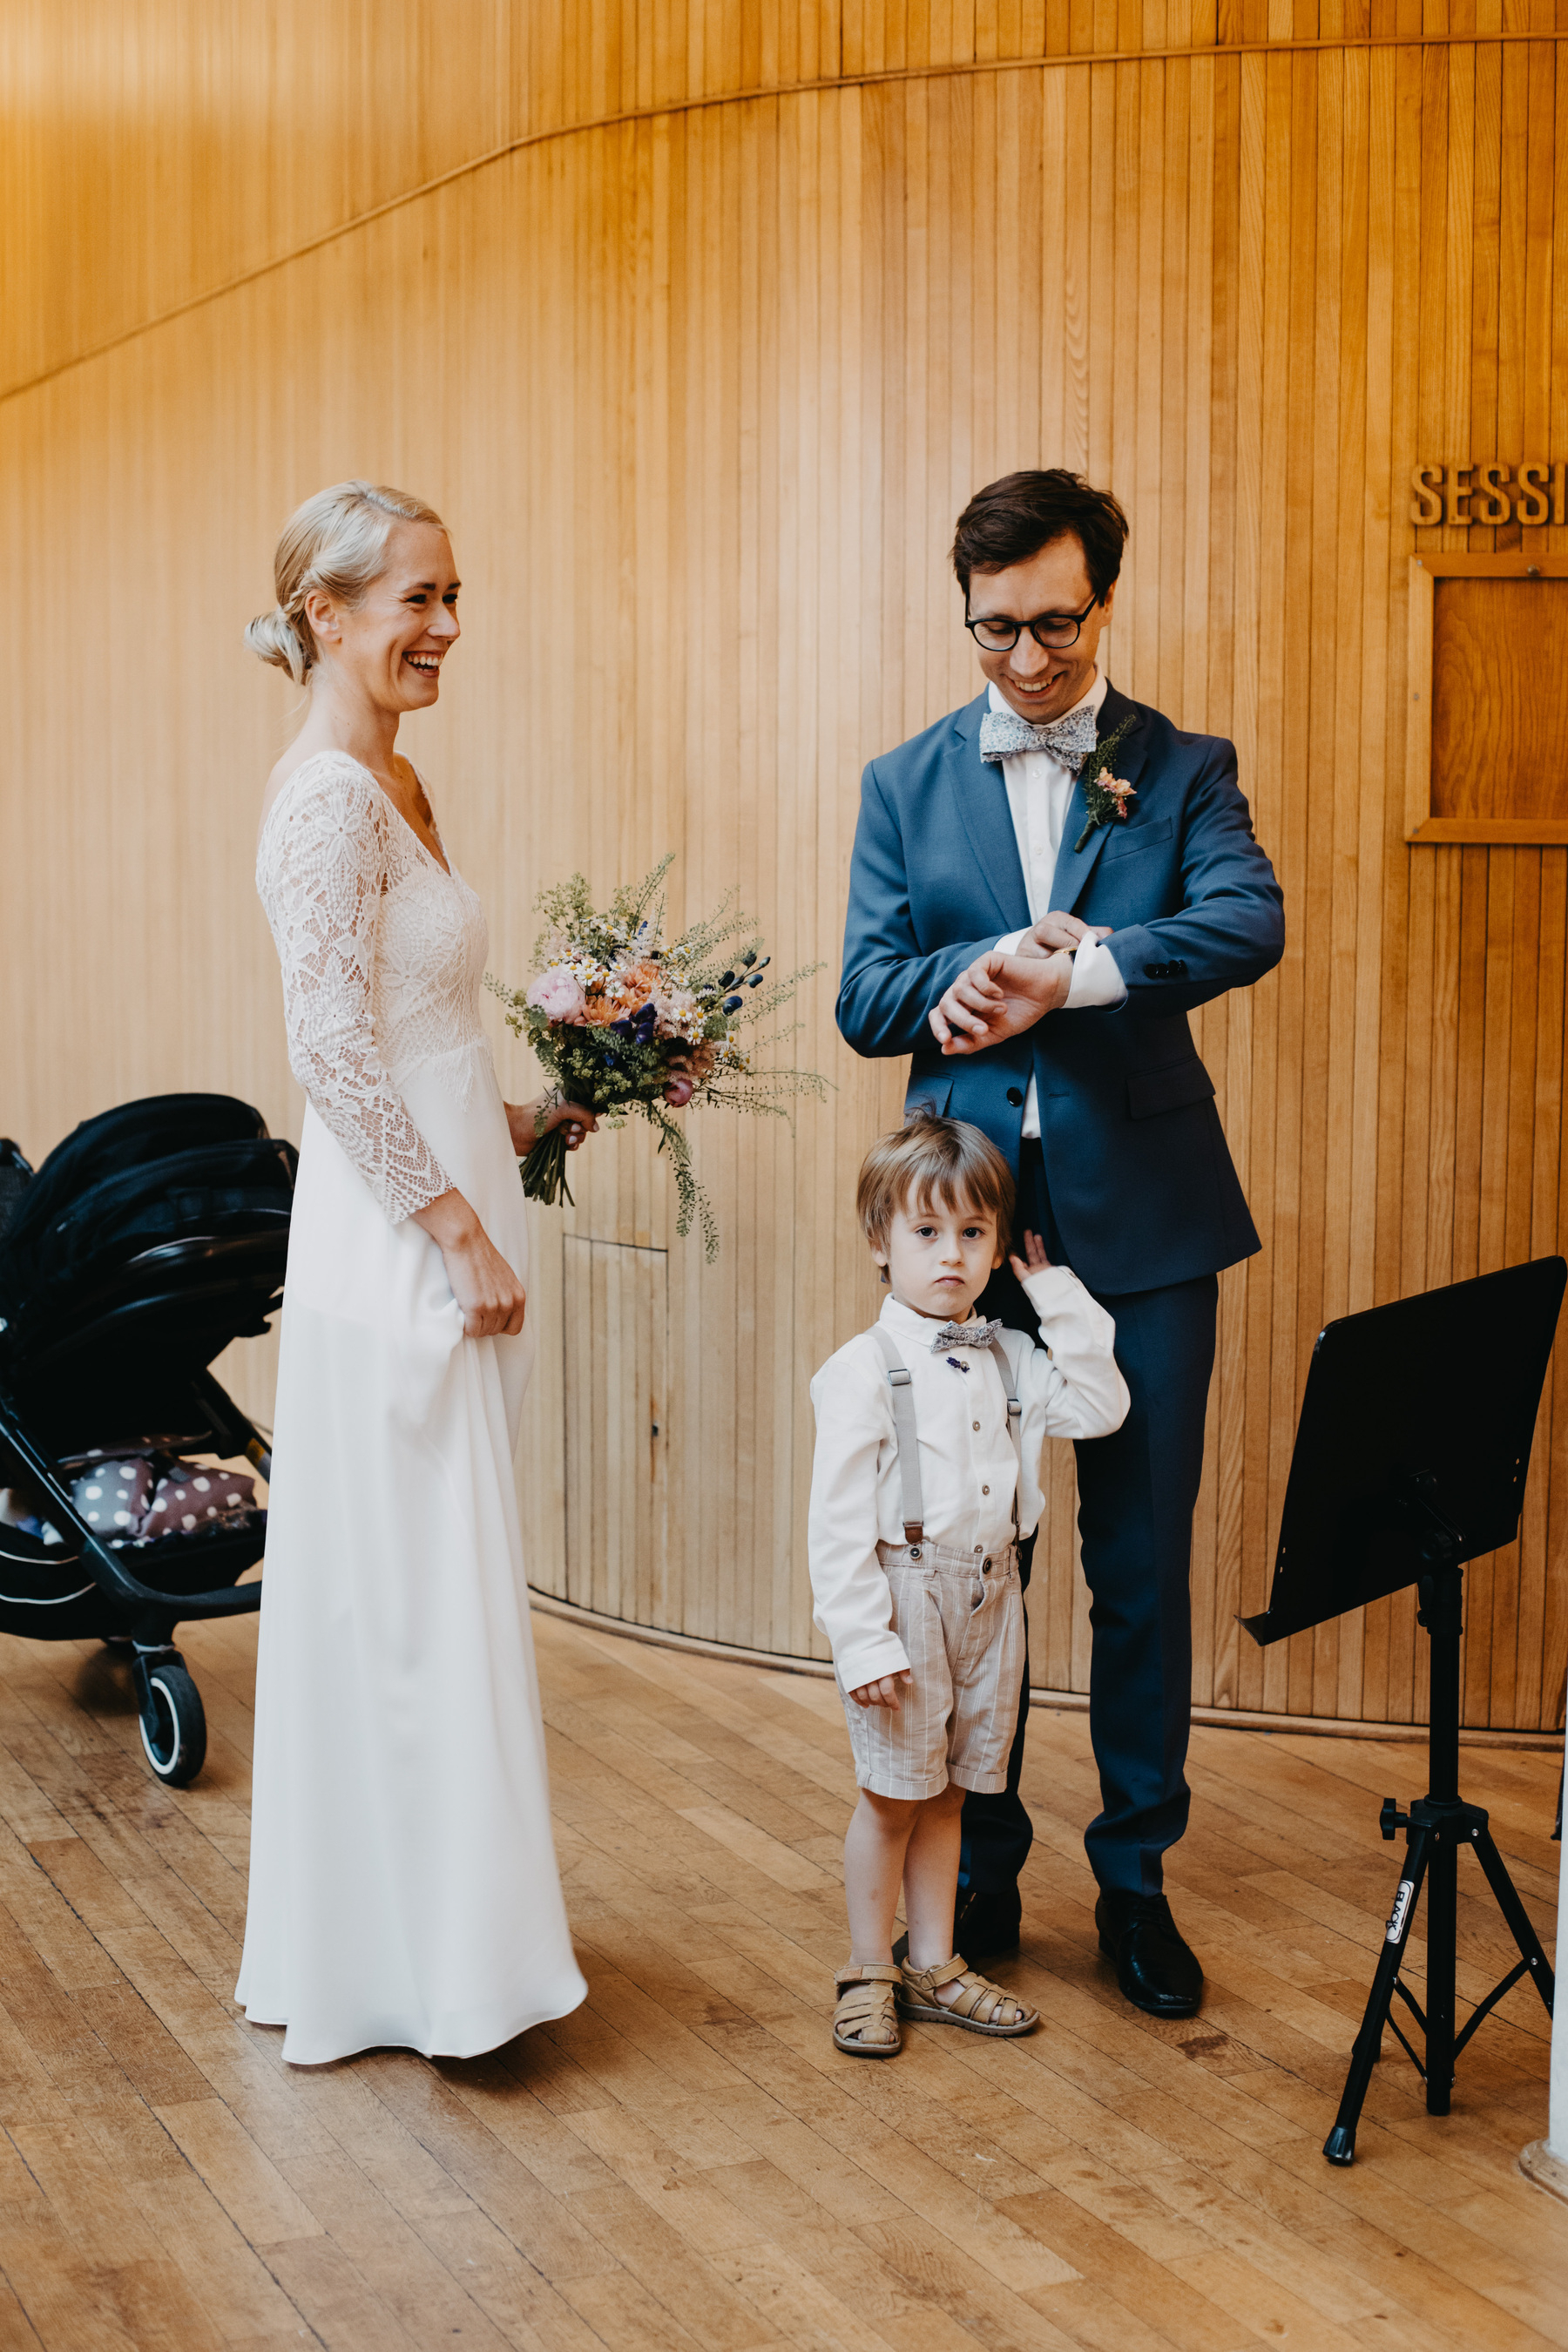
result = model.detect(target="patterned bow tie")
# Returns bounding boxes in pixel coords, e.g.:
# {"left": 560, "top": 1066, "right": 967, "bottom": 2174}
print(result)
{"left": 978, "top": 702, "right": 1100, "bottom": 773}
{"left": 930, "top": 1318, "right": 1003, "bottom": 1351}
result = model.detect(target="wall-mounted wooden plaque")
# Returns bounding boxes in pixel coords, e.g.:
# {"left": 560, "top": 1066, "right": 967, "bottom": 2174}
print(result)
{"left": 1406, "top": 554, "right": 1568, "bottom": 843}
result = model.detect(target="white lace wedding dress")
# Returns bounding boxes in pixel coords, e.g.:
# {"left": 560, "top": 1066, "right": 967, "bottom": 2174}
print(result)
{"left": 237, "top": 750, "right": 585, "bottom": 2065}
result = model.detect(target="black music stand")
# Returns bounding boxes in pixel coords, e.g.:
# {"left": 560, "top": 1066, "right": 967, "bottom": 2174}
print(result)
{"left": 1243, "top": 1258, "right": 1565, "bottom": 2166}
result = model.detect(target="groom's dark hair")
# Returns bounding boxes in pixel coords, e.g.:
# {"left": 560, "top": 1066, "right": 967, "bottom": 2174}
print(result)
{"left": 952, "top": 470, "right": 1129, "bottom": 604}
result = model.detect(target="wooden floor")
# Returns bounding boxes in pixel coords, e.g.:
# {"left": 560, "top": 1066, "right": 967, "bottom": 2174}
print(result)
{"left": 0, "top": 1610, "right": 1561, "bottom": 2352}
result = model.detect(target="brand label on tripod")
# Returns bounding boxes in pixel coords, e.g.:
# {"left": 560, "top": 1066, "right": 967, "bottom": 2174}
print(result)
{"left": 1385, "top": 1879, "right": 1415, "bottom": 1944}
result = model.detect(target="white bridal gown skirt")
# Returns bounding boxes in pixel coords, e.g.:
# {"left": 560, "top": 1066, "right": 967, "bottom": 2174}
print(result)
{"left": 235, "top": 1047, "right": 585, "bottom": 2064}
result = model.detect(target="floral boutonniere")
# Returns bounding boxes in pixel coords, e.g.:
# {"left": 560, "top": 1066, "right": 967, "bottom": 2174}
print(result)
{"left": 1073, "top": 714, "right": 1138, "bottom": 853}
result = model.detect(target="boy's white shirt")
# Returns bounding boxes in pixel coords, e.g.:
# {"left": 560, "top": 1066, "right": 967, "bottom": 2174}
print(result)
{"left": 808, "top": 1267, "right": 1130, "bottom": 1693}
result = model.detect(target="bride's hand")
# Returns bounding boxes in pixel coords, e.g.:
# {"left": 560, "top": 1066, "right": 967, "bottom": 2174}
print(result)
{"left": 505, "top": 1095, "right": 599, "bottom": 1156}
{"left": 413, "top": 1190, "right": 528, "bottom": 1337}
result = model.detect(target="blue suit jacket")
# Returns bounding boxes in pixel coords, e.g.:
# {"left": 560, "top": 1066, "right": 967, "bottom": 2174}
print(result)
{"left": 836, "top": 682, "right": 1285, "bottom": 1294}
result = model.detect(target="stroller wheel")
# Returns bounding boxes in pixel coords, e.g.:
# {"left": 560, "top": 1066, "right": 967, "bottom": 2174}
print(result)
{"left": 138, "top": 1664, "right": 206, "bottom": 1786}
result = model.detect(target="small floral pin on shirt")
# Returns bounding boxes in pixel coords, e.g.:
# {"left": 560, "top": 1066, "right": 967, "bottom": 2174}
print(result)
{"left": 1072, "top": 713, "right": 1139, "bottom": 853}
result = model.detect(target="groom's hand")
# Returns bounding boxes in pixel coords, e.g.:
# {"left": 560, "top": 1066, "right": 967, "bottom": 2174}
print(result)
{"left": 1020, "top": 911, "right": 1113, "bottom": 956}
{"left": 929, "top": 949, "right": 1073, "bottom": 1054}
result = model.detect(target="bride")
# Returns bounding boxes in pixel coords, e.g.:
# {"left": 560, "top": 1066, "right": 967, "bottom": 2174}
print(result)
{"left": 237, "top": 480, "right": 593, "bottom": 2065}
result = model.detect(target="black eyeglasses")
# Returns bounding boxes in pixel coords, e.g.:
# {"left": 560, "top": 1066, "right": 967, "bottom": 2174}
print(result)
{"left": 964, "top": 594, "right": 1100, "bottom": 653}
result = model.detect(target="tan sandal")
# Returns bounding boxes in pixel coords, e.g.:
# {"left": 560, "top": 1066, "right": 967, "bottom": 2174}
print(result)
{"left": 897, "top": 1951, "right": 1037, "bottom": 2036}
{"left": 833, "top": 1962, "right": 903, "bottom": 2058}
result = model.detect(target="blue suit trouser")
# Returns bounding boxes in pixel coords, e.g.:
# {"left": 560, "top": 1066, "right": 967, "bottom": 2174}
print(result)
{"left": 962, "top": 1141, "right": 1219, "bottom": 1899}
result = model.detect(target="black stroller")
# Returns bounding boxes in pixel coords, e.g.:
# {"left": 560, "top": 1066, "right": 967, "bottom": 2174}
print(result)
{"left": 0, "top": 1094, "right": 294, "bottom": 1785}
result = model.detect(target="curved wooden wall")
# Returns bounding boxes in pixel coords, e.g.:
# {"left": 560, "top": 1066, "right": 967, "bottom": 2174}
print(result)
{"left": 3, "top": 6, "right": 1567, "bottom": 1730}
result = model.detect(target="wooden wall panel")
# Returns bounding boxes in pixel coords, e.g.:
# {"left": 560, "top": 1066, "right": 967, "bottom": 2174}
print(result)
{"left": 4, "top": 6, "right": 1568, "bottom": 1728}
{"left": 561, "top": 1238, "right": 670, "bottom": 1625}
{"left": 1429, "top": 576, "right": 1568, "bottom": 821}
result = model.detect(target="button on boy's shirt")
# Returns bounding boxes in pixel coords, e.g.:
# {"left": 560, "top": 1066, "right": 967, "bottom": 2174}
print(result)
{"left": 807, "top": 1269, "right": 1130, "bottom": 1693}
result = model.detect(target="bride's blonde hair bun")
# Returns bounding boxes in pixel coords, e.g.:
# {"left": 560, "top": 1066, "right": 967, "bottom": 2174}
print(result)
{"left": 247, "top": 480, "right": 445, "bottom": 683}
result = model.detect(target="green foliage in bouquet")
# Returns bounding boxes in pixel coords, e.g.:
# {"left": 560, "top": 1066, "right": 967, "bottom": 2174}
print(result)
{"left": 488, "top": 855, "right": 826, "bottom": 1259}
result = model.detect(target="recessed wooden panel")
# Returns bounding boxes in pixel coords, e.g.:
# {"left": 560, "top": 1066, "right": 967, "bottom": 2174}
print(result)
{"left": 1432, "top": 579, "right": 1568, "bottom": 828}
{"left": 1406, "top": 558, "right": 1568, "bottom": 844}
{"left": 4, "top": 8, "right": 1568, "bottom": 1731}
{"left": 562, "top": 1236, "right": 669, "bottom": 1629}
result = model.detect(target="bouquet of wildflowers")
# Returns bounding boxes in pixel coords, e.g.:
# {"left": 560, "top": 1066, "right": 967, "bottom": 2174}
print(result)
{"left": 488, "top": 855, "right": 823, "bottom": 1257}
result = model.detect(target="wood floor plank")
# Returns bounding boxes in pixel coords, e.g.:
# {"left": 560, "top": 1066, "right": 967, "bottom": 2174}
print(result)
{"left": 114, "top": 2166, "right": 308, "bottom": 2343}
{"left": 356, "top": 2058, "right": 622, "bottom": 2285}
{"left": 565, "top": 2179, "right": 781, "bottom": 2349}
{"left": 672, "top": 1805, "right": 837, "bottom": 1894}
{"left": 153, "top": 2097, "right": 325, "bottom": 2247}
{"left": 260, "top": 2141, "right": 538, "bottom": 2349}
{"left": 257, "top": 2236, "right": 422, "bottom": 2352}
{"left": 0, "top": 2122, "right": 221, "bottom": 2349}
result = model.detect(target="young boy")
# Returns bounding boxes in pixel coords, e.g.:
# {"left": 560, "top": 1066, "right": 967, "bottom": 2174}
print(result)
{"left": 809, "top": 1115, "right": 1129, "bottom": 2057}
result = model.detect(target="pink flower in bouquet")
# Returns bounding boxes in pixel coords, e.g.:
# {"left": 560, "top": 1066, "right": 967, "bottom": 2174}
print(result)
{"left": 662, "top": 1039, "right": 715, "bottom": 1107}
{"left": 611, "top": 956, "right": 661, "bottom": 1012}
{"left": 652, "top": 985, "right": 699, "bottom": 1037}
{"left": 526, "top": 966, "right": 587, "bottom": 1024}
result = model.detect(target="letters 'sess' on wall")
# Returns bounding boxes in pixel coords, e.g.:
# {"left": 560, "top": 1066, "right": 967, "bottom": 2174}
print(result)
{"left": 1411, "top": 463, "right": 1568, "bottom": 526}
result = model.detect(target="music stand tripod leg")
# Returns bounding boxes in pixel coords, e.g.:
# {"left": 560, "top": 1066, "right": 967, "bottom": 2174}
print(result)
{"left": 1323, "top": 1825, "right": 1431, "bottom": 2166}
{"left": 1470, "top": 1825, "right": 1556, "bottom": 2019}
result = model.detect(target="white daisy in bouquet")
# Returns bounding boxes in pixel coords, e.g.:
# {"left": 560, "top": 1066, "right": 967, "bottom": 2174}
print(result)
{"left": 489, "top": 855, "right": 824, "bottom": 1256}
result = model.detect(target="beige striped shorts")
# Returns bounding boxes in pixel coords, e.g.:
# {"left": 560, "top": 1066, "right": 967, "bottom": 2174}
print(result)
{"left": 840, "top": 1539, "right": 1027, "bottom": 1801}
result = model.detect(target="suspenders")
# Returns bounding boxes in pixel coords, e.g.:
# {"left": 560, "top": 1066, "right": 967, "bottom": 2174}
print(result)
{"left": 868, "top": 1324, "right": 1022, "bottom": 1553}
{"left": 869, "top": 1326, "right": 927, "bottom": 1545}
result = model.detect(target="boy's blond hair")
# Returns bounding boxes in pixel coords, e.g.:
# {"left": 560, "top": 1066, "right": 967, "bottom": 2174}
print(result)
{"left": 856, "top": 1114, "right": 1015, "bottom": 1256}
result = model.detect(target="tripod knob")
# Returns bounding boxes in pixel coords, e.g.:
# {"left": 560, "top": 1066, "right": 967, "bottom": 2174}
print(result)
{"left": 1379, "top": 1797, "right": 1409, "bottom": 1841}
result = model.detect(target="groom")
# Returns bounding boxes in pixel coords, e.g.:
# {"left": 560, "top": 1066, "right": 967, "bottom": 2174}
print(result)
{"left": 837, "top": 471, "right": 1283, "bottom": 2017}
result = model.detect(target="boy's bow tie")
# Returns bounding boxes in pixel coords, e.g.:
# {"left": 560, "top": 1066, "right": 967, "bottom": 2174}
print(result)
{"left": 929, "top": 1318, "right": 1003, "bottom": 1350}
{"left": 978, "top": 704, "right": 1098, "bottom": 771}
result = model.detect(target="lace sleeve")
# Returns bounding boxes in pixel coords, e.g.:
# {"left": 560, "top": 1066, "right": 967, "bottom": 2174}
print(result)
{"left": 257, "top": 760, "right": 454, "bottom": 1222}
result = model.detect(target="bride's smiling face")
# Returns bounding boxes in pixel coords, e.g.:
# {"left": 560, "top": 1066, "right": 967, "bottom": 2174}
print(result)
{"left": 304, "top": 519, "right": 461, "bottom": 712}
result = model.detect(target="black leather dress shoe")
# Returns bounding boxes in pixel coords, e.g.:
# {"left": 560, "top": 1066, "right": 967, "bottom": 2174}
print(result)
{"left": 1095, "top": 1889, "right": 1203, "bottom": 2017}
{"left": 892, "top": 1883, "right": 1023, "bottom": 1970}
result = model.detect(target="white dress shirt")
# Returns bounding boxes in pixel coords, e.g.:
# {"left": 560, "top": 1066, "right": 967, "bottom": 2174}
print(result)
{"left": 808, "top": 1274, "right": 1130, "bottom": 1691}
{"left": 988, "top": 671, "right": 1128, "bottom": 1138}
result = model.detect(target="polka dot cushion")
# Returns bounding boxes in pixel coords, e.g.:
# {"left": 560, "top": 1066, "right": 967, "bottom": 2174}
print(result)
{"left": 68, "top": 1457, "right": 257, "bottom": 1543}
{"left": 70, "top": 1457, "right": 154, "bottom": 1532}
{"left": 145, "top": 1466, "right": 255, "bottom": 1536}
